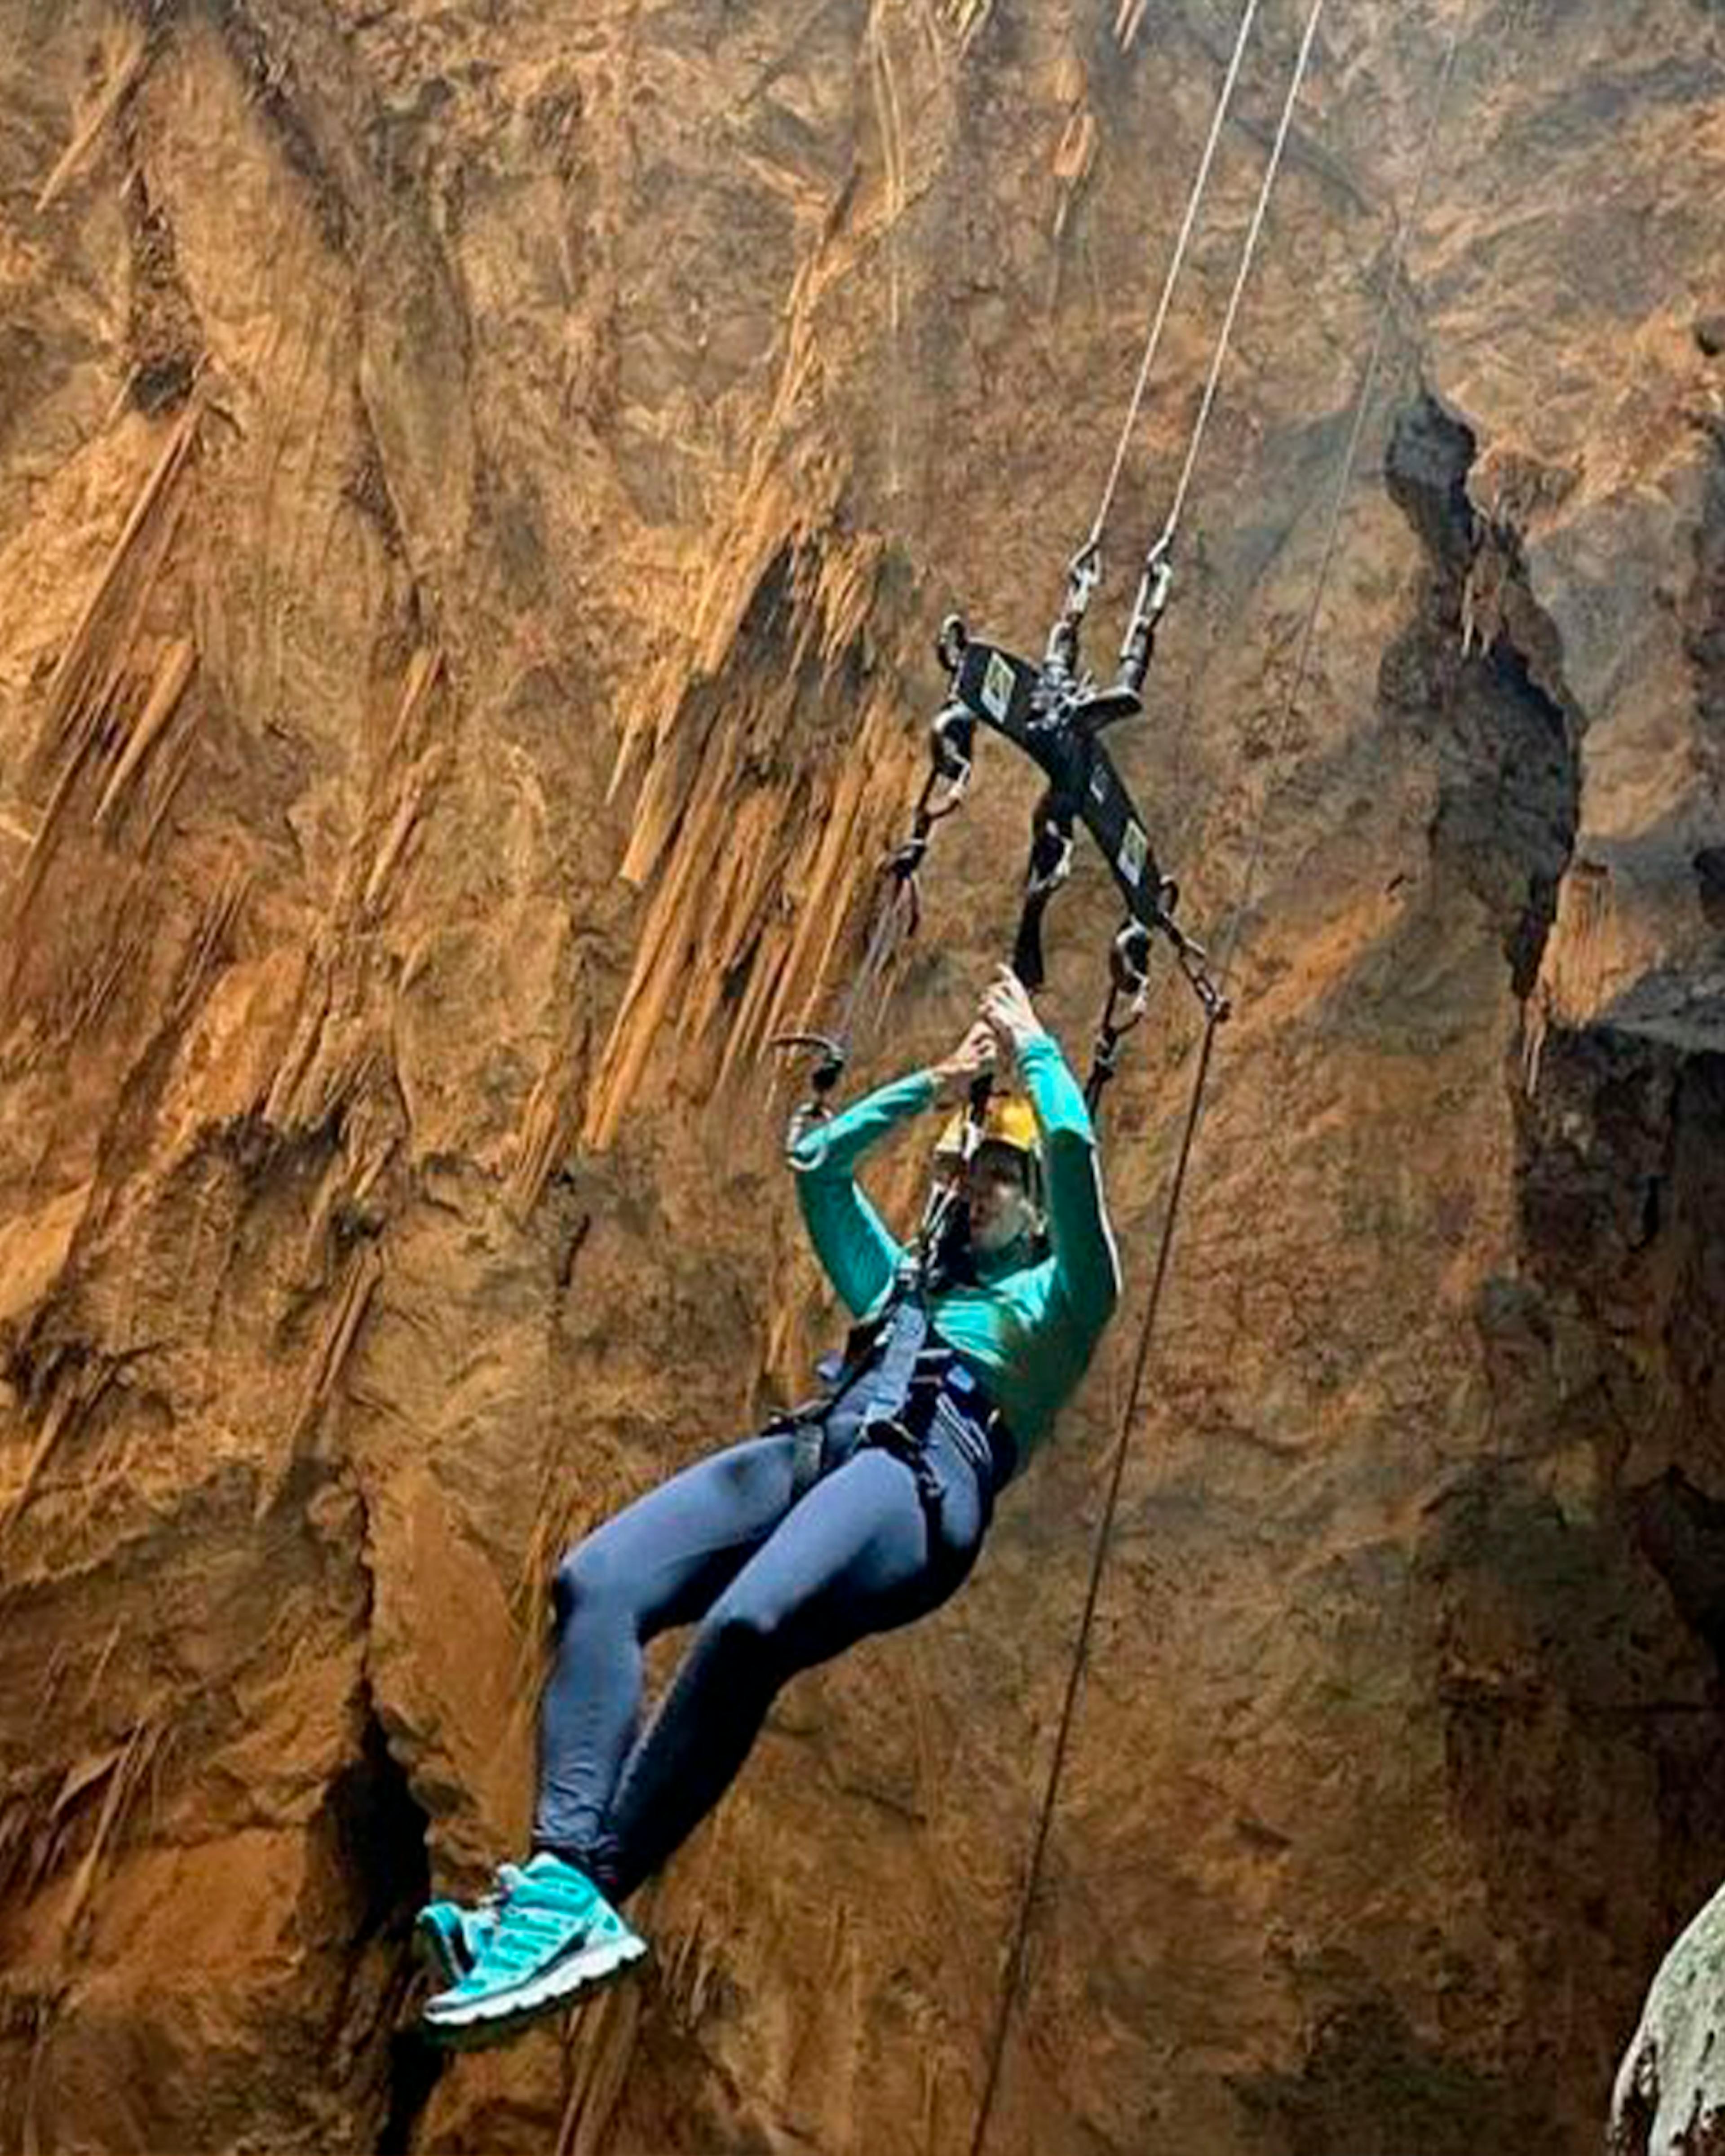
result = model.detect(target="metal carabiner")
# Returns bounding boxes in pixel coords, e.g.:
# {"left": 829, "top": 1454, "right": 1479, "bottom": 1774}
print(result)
{"left": 1064, "top": 539, "right": 1103, "bottom": 620}
{"left": 921, "top": 703, "right": 975, "bottom": 822}
{"left": 770, "top": 1029, "right": 849, "bottom": 1104}
{"left": 1083, "top": 923, "right": 1154, "bottom": 1113}
{"left": 1110, "top": 921, "right": 1152, "bottom": 996}
{"left": 1103, "top": 925, "right": 1153, "bottom": 1040}
{"left": 1119, "top": 528, "right": 1177, "bottom": 695}
{"left": 1154, "top": 912, "right": 1229, "bottom": 1022}
{"left": 1045, "top": 540, "right": 1103, "bottom": 681}
{"left": 1178, "top": 940, "right": 1231, "bottom": 1022}
{"left": 1025, "top": 817, "right": 1075, "bottom": 902}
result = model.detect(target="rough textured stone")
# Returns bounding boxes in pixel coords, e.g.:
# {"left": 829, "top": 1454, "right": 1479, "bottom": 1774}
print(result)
{"left": 1613, "top": 1883, "right": 1725, "bottom": 2156}
{"left": 0, "top": 3, "right": 1721, "bottom": 2153}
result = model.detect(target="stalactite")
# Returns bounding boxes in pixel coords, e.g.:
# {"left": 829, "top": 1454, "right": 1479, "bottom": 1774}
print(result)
{"left": 584, "top": 515, "right": 919, "bottom": 1151}
{"left": 290, "top": 1242, "right": 382, "bottom": 1457}
{"left": 35, "top": 30, "right": 148, "bottom": 215}
{"left": 508, "top": 1004, "right": 587, "bottom": 1220}
{"left": 5, "top": 405, "right": 201, "bottom": 960}
{"left": 90, "top": 636, "right": 198, "bottom": 835}
{"left": 45, "top": 1720, "right": 168, "bottom": 1960}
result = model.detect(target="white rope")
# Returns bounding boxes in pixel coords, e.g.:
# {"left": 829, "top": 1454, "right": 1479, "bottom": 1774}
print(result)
{"left": 1163, "top": 0, "right": 1329, "bottom": 544}
{"left": 1213, "top": 2, "right": 1469, "bottom": 989}
{"left": 1085, "top": 0, "right": 1266, "bottom": 556}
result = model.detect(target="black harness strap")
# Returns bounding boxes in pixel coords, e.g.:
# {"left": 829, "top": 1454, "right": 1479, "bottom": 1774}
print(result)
{"left": 1010, "top": 802, "right": 1075, "bottom": 991}
{"left": 784, "top": 1290, "right": 934, "bottom": 1502}
{"left": 780, "top": 1065, "right": 997, "bottom": 1503}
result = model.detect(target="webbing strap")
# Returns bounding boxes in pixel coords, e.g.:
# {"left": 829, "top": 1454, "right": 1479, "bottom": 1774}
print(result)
{"left": 788, "top": 1290, "right": 935, "bottom": 1500}
{"left": 864, "top": 1292, "right": 934, "bottom": 1418}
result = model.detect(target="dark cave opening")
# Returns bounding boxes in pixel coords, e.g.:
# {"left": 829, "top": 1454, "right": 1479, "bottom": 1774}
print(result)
{"left": 1380, "top": 389, "right": 1583, "bottom": 1003}
{"left": 325, "top": 1709, "right": 445, "bottom": 2154}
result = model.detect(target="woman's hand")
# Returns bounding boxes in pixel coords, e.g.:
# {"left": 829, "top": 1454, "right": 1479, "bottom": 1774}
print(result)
{"left": 979, "top": 966, "right": 1046, "bottom": 1066}
{"left": 929, "top": 1020, "right": 997, "bottom": 1106}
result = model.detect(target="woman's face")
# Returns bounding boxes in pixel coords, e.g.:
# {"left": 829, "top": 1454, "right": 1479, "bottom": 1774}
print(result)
{"left": 964, "top": 1143, "right": 1039, "bottom": 1254}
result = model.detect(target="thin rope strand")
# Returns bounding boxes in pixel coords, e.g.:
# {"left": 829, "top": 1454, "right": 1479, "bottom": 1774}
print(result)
{"left": 964, "top": 1007, "right": 1219, "bottom": 2156}
{"left": 1215, "top": 9, "right": 1468, "bottom": 986}
{"left": 1164, "top": 0, "right": 1328, "bottom": 543}
{"left": 832, "top": 875, "right": 911, "bottom": 1058}
{"left": 1087, "top": 0, "right": 1265, "bottom": 555}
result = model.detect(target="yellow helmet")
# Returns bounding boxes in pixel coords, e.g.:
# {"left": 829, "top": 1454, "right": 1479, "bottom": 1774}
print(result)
{"left": 933, "top": 1094, "right": 1042, "bottom": 1167}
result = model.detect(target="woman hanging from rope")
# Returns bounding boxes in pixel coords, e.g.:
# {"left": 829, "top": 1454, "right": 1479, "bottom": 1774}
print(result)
{"left": 415, "top": 964, "right": 1121, "bottom": 2047}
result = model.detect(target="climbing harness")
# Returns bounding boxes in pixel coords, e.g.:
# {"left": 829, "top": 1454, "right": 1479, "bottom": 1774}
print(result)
{"left": 776, "top": 1067, "right": 1009, "bottom": 1505}
{"left": 777, "top": 1303, "right": 1015, "bottom": 1539}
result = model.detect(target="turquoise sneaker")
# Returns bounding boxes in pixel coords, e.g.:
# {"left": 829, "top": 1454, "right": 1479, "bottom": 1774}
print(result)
{"left": 414, "top": 1900, "right": 483, "bottom": 1986}
{"left": 412, "top": 1863, "right": 523, "bottom": 1986}
{"left": 419, "top": 1853, "right": 647, "bottom": 2046}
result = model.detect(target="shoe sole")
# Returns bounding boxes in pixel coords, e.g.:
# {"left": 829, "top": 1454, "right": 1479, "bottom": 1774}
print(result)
{"left": 420, "top": 1933, "right": 648, "bottom": 2050}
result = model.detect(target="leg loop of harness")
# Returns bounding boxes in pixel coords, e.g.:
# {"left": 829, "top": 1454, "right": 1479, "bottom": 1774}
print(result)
{"left": 776, "top": 1335, "right": 1015, "bottom": 1515}
{"left": 858, "top": 1355, "right": 1015, "bottom": 1546}
{"left": 854, "top": 1410, "right": 949, "bottom": 1539}
{"left": 786, "top": 1418, "right": 827, "bottom": 1503}
{"left": 778, "top": 1292, "right": 935, "bottom": 1501}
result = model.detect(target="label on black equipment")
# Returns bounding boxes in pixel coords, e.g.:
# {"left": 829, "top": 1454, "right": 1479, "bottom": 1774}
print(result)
{"left": 1119, "top": 821, "right": 1149, "bottom": 888}
{"left": 982, "top": 651, "right": 1015, "bottom": 723}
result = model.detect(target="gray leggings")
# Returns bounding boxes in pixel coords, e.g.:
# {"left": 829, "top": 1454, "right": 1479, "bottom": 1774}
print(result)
{"left": 534, "top": 1381, "right": 1003, "bottom": 1901}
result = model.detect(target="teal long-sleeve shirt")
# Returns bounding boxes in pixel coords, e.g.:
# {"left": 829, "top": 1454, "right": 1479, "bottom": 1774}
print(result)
{"left": 788, "top": 1033, "right": 1121, "bottom": 1462}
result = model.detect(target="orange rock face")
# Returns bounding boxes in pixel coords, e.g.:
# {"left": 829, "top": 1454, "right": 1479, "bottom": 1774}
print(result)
{"left": 1, "top": 3, "right": 1721, "bottom": 2152}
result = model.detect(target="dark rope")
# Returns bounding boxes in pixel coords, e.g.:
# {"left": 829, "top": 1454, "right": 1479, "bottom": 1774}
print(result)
{"left": 965, "top": 1006, "right": 1219, "bottom": 2156}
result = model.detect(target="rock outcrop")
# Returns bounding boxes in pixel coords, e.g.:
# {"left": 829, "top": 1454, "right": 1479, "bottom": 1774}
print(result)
{"left": 0, "top": 3, "right": 1721, "bottom": 2152}
{"left": 1614, "top": 1879, "right": 1725, "bottom": 2156}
